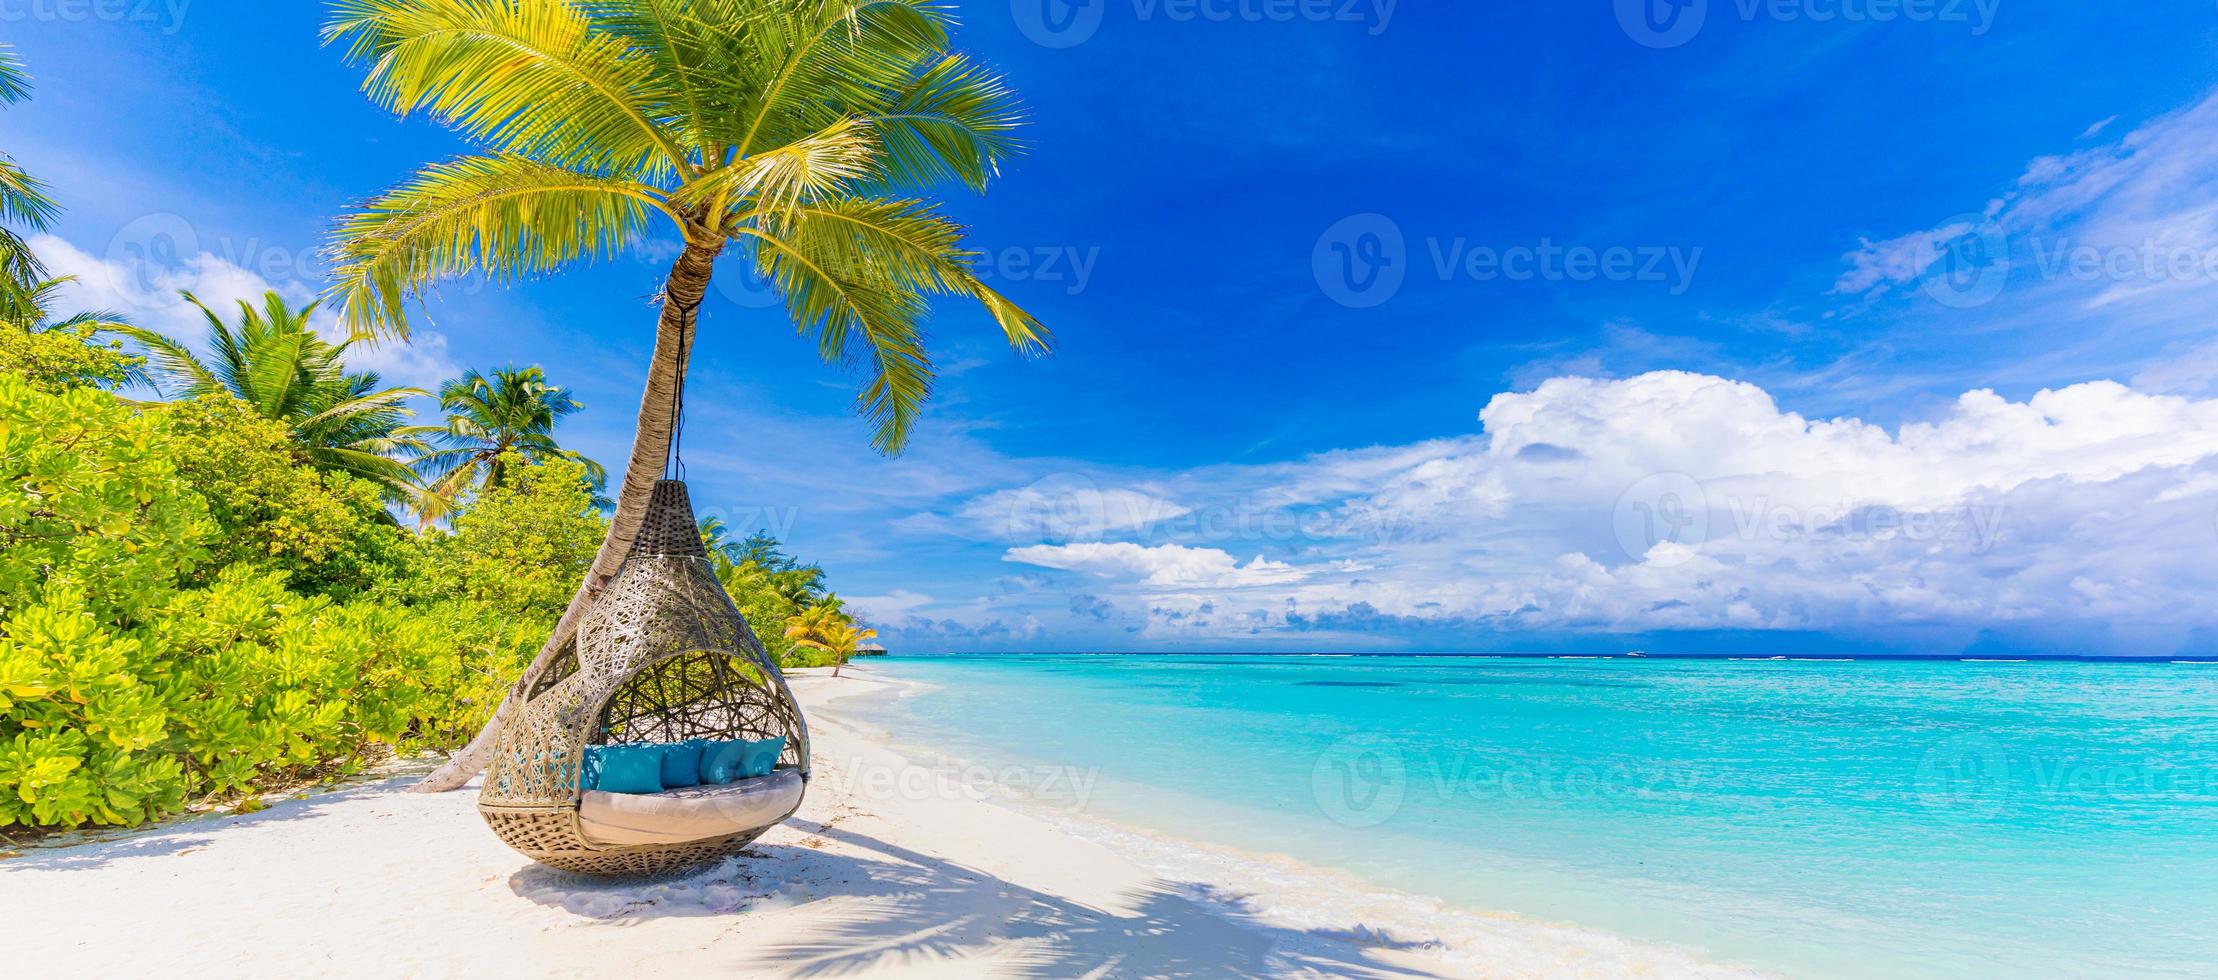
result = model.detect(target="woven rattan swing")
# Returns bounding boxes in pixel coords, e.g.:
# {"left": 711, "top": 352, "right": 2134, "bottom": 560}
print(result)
{"left": 477, "top": 480, "right": 809, "bottom": 876}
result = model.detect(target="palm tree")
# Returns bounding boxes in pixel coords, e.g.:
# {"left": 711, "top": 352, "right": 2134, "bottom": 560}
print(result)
{"left": 0, "top": 45, "right": 61, "bottom": 319}
{"left": 125, "top": 290, "right": 428, "bottom": 500}
{"left": 408, "top": 366, "right": 605, "bottom": 522}
{"left": 324, "top": 1, "right": 1052, "bottom": 790}
{"left": 784, "top": 602, "right": 875, "bottom": 678}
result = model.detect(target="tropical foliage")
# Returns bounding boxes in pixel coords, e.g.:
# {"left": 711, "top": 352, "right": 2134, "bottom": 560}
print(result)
{"left": 785, "top": 602, "right": 876, "bottom": 677}
{"left": 322, "top": 0, "right": 1050, "bottom": 453}
{"left": 0, "top": 43, "right": 58, "bottom": 323}
{"left": 0, "top": 277, "right": 140, "bottom": 392}
{"left": 0, "top": 367, "right": 536, "bottom": 829}
{"left": 407, "top": 366, "right": 604, "bottom": 523}
{"left": 125, "top": 291, "right": 428, "bottom": 500}
{"left": 0, "top": 344, "right": 864, "bottom": 831}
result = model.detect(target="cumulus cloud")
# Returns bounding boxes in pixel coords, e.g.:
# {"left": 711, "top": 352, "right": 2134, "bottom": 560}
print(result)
{"left": 962, "top": 371, "right": 2218, "bottom": 653}
{"left": 31, "top": 233, "right": 459, "bottom": 391}
{"left": 1004, "top": 542, "right": 1309, "bottom": 589}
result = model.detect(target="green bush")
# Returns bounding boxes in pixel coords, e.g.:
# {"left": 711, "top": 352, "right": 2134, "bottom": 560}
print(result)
{"left": 0, "top": 362, "right": 856, "bottom": 830}
{"left": 157, "top": 396, "right": 417, "bottom": 599}
{"left": 0, "top": 323, "right": 141, "bottom": 394}
{"left": 424, "top": 452, "right": 606, "bottom": 618}
{"left": 0, "top": 373, "right": 532, "bottom": 829}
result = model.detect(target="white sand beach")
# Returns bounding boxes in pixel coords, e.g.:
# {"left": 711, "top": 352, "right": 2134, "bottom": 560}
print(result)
{"left": 0, "top": 669, "right": 1759, "bottom": 979}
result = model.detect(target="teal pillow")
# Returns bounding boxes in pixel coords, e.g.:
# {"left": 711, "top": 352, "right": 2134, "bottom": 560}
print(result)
{"left": 576, "top": 748, "right": 602, "bottom": 790}
{"left": 741, "top": 736, "right": 786, "bottom": 779}
{"left": 699, "top": 739, "right": 750, "bottom": 784}
{"left": 660, "top": 740, "right": 706, "bottom": 789}
{"left": 588, "top": 744, "right": 666, "bottom": 794}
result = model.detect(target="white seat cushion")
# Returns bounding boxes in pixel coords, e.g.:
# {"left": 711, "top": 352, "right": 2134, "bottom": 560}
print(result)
{"left": 577, "top": 769, "right": 805, "bottom": 847}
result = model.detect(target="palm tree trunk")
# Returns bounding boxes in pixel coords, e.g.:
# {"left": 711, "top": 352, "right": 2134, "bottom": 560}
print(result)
{"left": 415, "top": 240, "right": 726, "bottom": 793}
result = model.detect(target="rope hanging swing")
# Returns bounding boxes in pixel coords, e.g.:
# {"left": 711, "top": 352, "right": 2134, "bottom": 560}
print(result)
{"left": 475, "top": 477, "right": 811, "bottom": 876}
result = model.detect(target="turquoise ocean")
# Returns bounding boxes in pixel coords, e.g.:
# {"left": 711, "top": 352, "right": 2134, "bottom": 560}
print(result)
{"left": 841, "top": 655, "right": 2218, "bottom": 978}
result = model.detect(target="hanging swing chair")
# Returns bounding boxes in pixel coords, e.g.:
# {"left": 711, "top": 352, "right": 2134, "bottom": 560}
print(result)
{"left": 477, "top": 480, "right": 810, "bottom": 876}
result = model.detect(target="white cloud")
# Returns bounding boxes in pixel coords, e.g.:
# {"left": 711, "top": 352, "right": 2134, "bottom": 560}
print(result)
{"left": 1004, "top": 542, "right": 1309, "bottom": 589}
{"left": 1833, "top": 217, "right": 1986, "bottom": 295}
{"left": 1835, "top": 89, "right": 2218, "bottom": 317}
{"left": 953, "top": 371, "right": 2218, "bottom": 653}
{"left": 30, "top": 234, "right": 459, "bottom": 391}
{"left": 961, "top": 476, "right": 1191, "bottom": 541}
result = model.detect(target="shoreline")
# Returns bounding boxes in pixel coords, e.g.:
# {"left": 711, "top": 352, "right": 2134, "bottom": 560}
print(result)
{"left": 809, "top": 666, "right": 1765, "bottom": 980}
{"left": 0, "top": 667, "right": 1759, "bottom": 978}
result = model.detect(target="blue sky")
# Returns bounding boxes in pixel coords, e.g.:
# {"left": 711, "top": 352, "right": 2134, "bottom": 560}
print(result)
{"left": 15, "top": 3, "right": 2218, "bottom": 655}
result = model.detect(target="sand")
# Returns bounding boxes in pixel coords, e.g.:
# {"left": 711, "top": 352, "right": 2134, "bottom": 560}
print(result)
{"left": 0, "top": 669, "right": 1762, "bottom": 979}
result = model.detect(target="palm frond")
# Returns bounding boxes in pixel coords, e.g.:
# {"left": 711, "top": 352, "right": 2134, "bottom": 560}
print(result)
{"left": 328, "top": 153, "right": 672, "bottom": 338}
{"left": 0, "top": 156, "right": 58, "bottom": 231}
{"left": 677, "top": 116, "right": 878, "bottom": 225}
{"left": 782, "top": 197, "right": 1049, "bottom": 355}
{"left": 117, "top": 325, "right": 227, "bottom": 398}
{"left": 745, "top": 217, "right": 934, "bottom": 454}
{"left": 324, "top": 0, "right": 693, "bottom": 177}
{"left": 0, "top": 43, "right": 29, "bottom": 103}
{"left": 865, "top": 53, "right": 1026, "bottom": 193}
{"left": 734, "top": 0, "right": 953, "bottom": 158}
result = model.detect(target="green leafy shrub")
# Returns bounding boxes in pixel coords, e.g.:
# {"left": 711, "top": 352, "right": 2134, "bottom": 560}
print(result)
{"left": 0, "top": 374, "right": 532, "bottom": 829}
{"left": 157, "top": 396, "right": 415, "bottom": 599}
{"left": 424, "top": 452, "right": 606, "bottom": 617}
{"left": 0, "top": 375, "right": 212, "bottom": 626}
{"left": 0, "top": 567, "right": 533, "bottom": 828}
{"left": 0, "top": 322, "right": 141, "bottom": 393}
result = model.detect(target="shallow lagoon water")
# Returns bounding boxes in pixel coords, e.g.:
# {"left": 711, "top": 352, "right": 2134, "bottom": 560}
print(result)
{"left": 853, "top": 655, "right": 2218, "bottom": 978}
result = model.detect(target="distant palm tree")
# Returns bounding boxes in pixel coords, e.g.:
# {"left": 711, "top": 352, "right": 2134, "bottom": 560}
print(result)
{"left": 407, "top": 366, "right": 605, "bottom": 520}
{"left": 698, "top": 516, "right": 749, "bottom": 567}
{"left": 784, "top": 603, "right": 875, "bottom": 678}
{"left": 124, "top": 290, "right": 427, "bottom": 500}
{"left": 0, "top": 45, "right": 61, "bottom": 319}
{"left": 330, "top": 0, "right": 1052, "bottom": 790}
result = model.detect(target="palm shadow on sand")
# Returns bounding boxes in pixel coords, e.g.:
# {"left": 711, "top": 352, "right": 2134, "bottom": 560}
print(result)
{"left": 510, "top": 818, "right": 1448, "bottom": 979}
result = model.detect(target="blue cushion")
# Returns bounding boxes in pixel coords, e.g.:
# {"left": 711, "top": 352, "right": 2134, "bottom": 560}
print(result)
{"left": 660, "top": 740, "right": 706, "bottom": 789}
{"left": 741, "top": 736, "right": 786, "bottom": 779}
{"left": 699, "top": 739, "right": 750, "bottom": 784}
{"left": 585, "top": 744, "right": 666, "bottom": 794}
{"left": 576, "top": 749, "right": 601, "bottom": 790}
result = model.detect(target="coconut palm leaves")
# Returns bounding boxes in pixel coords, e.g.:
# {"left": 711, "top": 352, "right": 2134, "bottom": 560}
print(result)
{"left": 0, "top": 44, "right": 61, "bottom": 322}
{"left": 123, "top": 290, "right": 428, "bottom": 499}
{"left": 784, "top": 602, "right": 875, "bottom": 677}
{"left": 323, "top": 0, "right": 1049, "bottom": 454}
{"left": 408, "top": 366, "right": 604, "bottom": 515}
